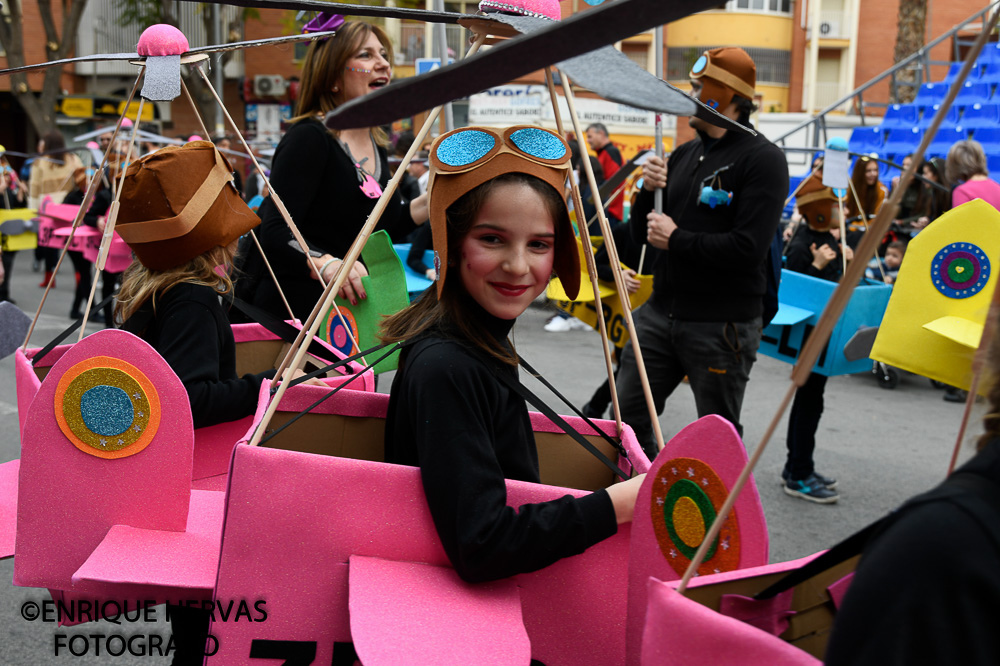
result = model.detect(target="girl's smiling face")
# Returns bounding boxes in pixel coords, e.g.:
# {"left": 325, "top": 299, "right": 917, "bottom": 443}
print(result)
{"left": 334, "top": 32, "right": 392, "bottom": 104}
{"left": 459, "top": 182, "right": 556, "bottom": 321}
{"left": 865, "top": 160, "right": 879, "bottom": 186}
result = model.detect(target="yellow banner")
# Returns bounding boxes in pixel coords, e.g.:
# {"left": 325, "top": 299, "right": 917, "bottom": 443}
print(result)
{"left": 59, "top": 97, "right": 94, "bottom": 118}
{"left": 118, "top": 100, "right": 154, "bottom": 122}
{"left": 546, "top": 237, "right": 652, "bottom": 349}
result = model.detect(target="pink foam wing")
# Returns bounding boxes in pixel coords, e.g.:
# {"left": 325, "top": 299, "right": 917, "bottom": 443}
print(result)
{"left": 71, "top": 489, "right": 224, "bottom": 596}
{"left": 349, "top": 555, "right": 529, "bottom": 665}
{"left": 627, "top": 415, "right": 769, "bottom": 665}
{"left": 51, "top": 224, "right": 99, "bottom": 252}
{"left": 641, "top": 577, "right": 819, "bottom": 666}
{"left": 0, "top": 459, "right": 19, "bottom": 559}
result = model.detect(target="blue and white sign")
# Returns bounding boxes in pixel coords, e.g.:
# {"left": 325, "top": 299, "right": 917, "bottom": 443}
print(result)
{"left": 415, "top": 57, "right": 455, "bottom": 75}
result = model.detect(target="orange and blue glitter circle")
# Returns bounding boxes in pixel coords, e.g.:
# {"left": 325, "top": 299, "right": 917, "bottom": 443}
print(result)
{"left": 54, "top": 356, "right": 160, "bottom": 459}
{"left": 931, "top": 242, "right": 990, "bottom": 299}
{"left": 324, "top": 306, "right": 359, "bottom": 357}
{"left": 650, "top": 457, "right": 740, "bottom": 577}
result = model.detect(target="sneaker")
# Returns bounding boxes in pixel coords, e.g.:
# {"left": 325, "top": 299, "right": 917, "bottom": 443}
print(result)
{"left": 784, "top": 474, "right": 839, "bottom": 504}
{"left": 781, "top": 468, "right": 837, "bottom": 490}
{"left": 943, "top": 387, "right": 968, "bottom": 403}
{"left": 582, "top": 401, "right": 605, "bottom": 419}
{"left": 544, "top": 315, "right": 589, "bottom": 332}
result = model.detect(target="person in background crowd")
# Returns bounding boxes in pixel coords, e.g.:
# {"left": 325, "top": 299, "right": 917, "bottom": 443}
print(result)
{"left": 213, "top": 135, "right": 243, "bottom": 197}
{"left": 947, "top": 139, "right": 1000, "bottom": 210}
{"left": 0, "top": 163, "right": 26, "bottom": 304}
{"left": 866, "top": 240, "right": 906, "bottom": 285}
{"left": 407, "top": 150, "right": 430, "bottom": 196}
{"left": 782, "top": 171, "right": 851, "bottom": 504}
{"left": 29, "top": 130, "right": 83, "bottom": 288}
{"left": 615, "top": 47, "right": 787, "bottom": 461}
{"left": 585, "top": 123, "right": 624, "bottom": 226}
{"left": 908, "top": 158, "right": 950, "bottom": 233}
{"left": 252, "top": 16, "right": 428, "bottom": 320}
{"left": 844, "top": 155, "right": 887, "bottom": 247}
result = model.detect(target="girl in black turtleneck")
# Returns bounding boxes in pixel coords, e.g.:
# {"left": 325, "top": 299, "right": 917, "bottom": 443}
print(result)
{"left": 381, "top": 126, "right": 643, "bottom": 584}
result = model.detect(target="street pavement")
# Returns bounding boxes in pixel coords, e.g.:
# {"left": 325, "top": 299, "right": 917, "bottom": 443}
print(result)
{"left": 0, "top": 253, "right": 984, "bottom": 664}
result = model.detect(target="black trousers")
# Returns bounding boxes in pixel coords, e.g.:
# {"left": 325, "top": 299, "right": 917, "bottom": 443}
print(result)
{"left": 785, "top": 371, "right": 828, "bottom": 480}
{"left": 67, "top": 250, "right": 93, "bottom": 314}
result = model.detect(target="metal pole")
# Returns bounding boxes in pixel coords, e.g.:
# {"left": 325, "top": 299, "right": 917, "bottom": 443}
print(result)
{"left": 211, "top": 4, "right": 225, "bottom": 137}
{"left": 434, "top": 0, "right": 454, "bottom": 132}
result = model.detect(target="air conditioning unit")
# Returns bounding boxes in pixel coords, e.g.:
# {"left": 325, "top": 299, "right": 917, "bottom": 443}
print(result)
{"left": 254, "top": 75, "right": 286, "bottom": 97}
{"left": 819, "top": 20, "right": 840, "bottom": 38}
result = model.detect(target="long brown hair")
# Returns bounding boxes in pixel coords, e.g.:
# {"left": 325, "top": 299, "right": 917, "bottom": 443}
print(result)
{"left": 913, "top": 159, "right": 950, "bottom": 221}
{"left": 380, "top": 173, "right": 567, "bottom": 366}
{"left": 114, "top": 245, "right": 236, "bottom": 325}
{"left": 845, "top": 156, "right": 885, "bottom": 219}
{"left": 293, "top": 21, "right": 393, "bottom": 147}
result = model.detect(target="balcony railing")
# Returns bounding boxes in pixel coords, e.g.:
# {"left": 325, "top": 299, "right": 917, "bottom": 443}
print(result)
{"left": 396, "top": 21, "right": 469, "bottom": 65}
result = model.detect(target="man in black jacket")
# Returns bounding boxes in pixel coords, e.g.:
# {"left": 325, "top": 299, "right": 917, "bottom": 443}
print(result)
{"left": 615, "top": 47, "right": 788, "bottom": 460}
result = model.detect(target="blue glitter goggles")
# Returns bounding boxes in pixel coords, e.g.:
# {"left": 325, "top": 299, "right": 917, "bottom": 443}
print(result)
{"left": 430, "top": 125, "right": 570, "bottom": 174}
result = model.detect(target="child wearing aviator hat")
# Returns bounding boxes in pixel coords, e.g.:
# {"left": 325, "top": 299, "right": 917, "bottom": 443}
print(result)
{"left": 113, "top": 140, "right": 279, "bottom": 430}
{"left": 381, "top": 125, "right": 644, "bottom": 584}
{"left": 781, "top": 171, "right": 853, "bottom": 505}
{"left": 112, "top": 139, "right": 334, "bottom": 663}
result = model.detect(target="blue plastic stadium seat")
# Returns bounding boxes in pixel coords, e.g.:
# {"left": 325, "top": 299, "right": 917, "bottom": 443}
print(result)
{"left": 955, "top": 82, "right": 993, "bottom": 106}
{"left": 927, "top": 126, "right": 968, "bottom": 159}
{"left": 880, "top": 103, "right": 920, "bottom": 131}
{"left": 883, "top": 127, "right": 922, "bottom": 157}
{"left": 944, "top": 62, "right": 978, "bottom": 83}
{"left": 849, "top": 126, "right": 883, "bottom": 154}
{"left": 988, "top": 153, "right": 1000, "bottom": 176}
{"left": 972, "top": 127, "right": 1000, "bottom": 153}
{"left": 976, "top": 43, "right": 1000, "bottom": 68}
{"left": 914, "top": 82, "right": 948, "bottom": 106}
{"left": 961, "top": 103, "right": 1000, "bottom": 128}
{"left": 917, "top": 104, "right": 962, "bottom": 129}
{"left": 980, "top": 63, "right": 1000, "bottom": 86}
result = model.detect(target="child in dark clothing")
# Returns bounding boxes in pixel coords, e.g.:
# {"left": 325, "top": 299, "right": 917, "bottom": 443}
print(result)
{"left": 112, "top": 141, "right": 323, "bottom": 664}
{"left": 782, "top": 171, "right": 853, "bottom": 504}
{"left": 381, "top": 125, "right": 644, "bottom": 583}
{"left": 865, "top": 240, "right": 905, "bottom": 284}
{"left": 61, "top": 167, "right": 112, "bottom": 320}
{"left": 0, "top": 164, "right": 26, "bottom": 303}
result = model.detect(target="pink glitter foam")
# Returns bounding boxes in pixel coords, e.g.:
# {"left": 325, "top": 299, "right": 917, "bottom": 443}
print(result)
{"left": 136, "top": 24, "right": 189, "bottom": 57}
{"left": 479, "top": 0, "right": 561, "bottom": 20}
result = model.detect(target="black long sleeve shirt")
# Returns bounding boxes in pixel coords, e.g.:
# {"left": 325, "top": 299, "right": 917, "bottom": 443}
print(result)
{"left": 122, "top": 282, "right": 274, "bottom": 428}
{"left": 384, "top": 305, "right": 617, "bottom": 583}
{"left": 629, "top": 125, "right": 787, "bottom": 322}
{"left": 254, "top": 118, "right": 416, "bottom": 320}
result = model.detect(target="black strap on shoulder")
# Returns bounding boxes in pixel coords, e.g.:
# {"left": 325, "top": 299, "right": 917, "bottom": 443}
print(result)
{"left": 494, "top": 355, "right": 630, "bottom": 482}
{"left": 278, "top": 341, "right": 392, "bottom": 392}
{"left": 259, "top": 342, "right": 401, "bottom": 447}
{"left": 516, "top": 353, "right": 628, "bottom": 459}
{"left": 223, "top": 293, "right": 348, "bottom": 368}
{"left": 31, "top": 294, "right": 115, "bottom": 366}
{"left": 753, "top": 469, "right": 1000, "bottom": 600}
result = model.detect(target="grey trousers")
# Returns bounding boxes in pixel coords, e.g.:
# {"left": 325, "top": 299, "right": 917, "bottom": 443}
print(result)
{"left": 615, "top": 304, "right": 762, "bottom": 460}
